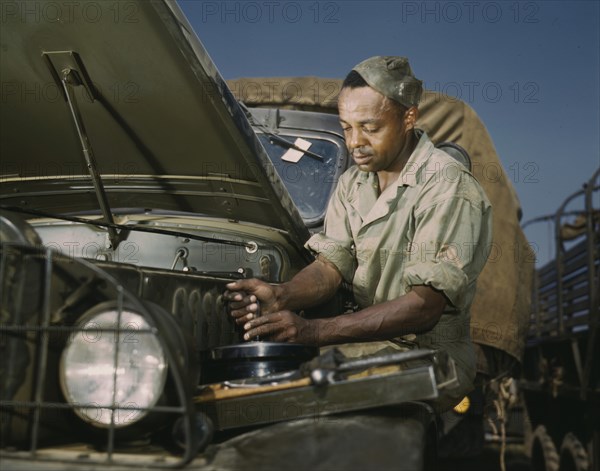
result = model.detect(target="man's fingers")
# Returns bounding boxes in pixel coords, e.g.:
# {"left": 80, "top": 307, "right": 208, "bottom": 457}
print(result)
{"left": 243, "top": 323, "right": 279, "bottom": 341}
{"left": 225, "top": 280, "right": 245, "bottom": 290}
{"left": 223, "top": 291, "right": 242, "bottom": 302}
{"left": 224, "top": 290, "right": 256, "bottom": 302}
{"left": 228, "top": 298, "right": 257, "bottom": 311}
{"left": 243, "top": 314, "right": 279, "bottom": 340}
{"left": 226, "top": 279, "right": 260, "bottom": 292}
{"left": 230, "top": 306, "right": 258, "bottom": 325}
{"left": 233, "top": 311, "right": 256, "bottom": 325}
{"left": 225, "top": 291, "right": 258, "bottom": 324}
{"left": 243, "top": 314, "right": 270, "bottom": 330}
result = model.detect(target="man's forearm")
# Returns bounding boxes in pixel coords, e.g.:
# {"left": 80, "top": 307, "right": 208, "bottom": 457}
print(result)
{"left": 313, "top": 286, "right": 445, "bottom": 346}
{"left": 274, "top": 256, "right": 343, "bottom": 312}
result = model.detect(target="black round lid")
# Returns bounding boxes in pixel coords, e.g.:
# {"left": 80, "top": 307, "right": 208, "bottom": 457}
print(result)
{"left": 208, "top": 342, "right": 318, "bottom": 361}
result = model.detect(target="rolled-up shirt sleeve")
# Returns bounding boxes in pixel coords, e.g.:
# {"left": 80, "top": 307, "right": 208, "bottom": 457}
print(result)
{"left": 305, "top": 177, "right": 357, "bottom": 282}
{"left": 403, "top": 176, "right": 493, "bottom": 310}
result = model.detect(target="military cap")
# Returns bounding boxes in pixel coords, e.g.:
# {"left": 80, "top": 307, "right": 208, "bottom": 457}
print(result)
{"left": 352, "top": 56, "right": 423, "bottom": 108}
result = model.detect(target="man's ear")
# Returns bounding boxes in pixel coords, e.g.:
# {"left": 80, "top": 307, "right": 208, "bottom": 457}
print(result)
{"left": 404, "top": 106, "right": 419, "bottom": 131}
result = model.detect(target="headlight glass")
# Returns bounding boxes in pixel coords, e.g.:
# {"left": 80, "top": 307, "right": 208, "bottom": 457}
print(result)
{"left": 60, "top": 309, "right": 168, "bottom": 428}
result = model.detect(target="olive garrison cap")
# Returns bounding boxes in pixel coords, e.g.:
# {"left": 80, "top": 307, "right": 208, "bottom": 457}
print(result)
{"left": 352, "top": 56, "right": 423, "bottom": 108}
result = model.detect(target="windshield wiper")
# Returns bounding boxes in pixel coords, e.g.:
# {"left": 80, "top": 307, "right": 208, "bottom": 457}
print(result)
{"left": 265, "top": 133, "right": 325, "bottom": 162}
{"left": 239, "top": 103, "right": 325, "bottom": 162}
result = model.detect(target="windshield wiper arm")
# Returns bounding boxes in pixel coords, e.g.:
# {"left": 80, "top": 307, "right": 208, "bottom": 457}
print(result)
{"left": 266, "top": 133, "right": 324, "bottom": 162}
{"left": 239, "top": 103, "right": 325, "bottom": 162}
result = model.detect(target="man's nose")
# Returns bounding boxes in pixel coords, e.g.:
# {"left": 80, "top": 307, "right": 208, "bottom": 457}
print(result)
{"left": 348, "top": 128, "right": 366, "bottom": 149}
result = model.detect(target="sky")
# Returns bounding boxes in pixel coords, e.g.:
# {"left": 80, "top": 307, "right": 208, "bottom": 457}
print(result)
{"left": 177, "top": 0, "right": 600, "bottom": 266}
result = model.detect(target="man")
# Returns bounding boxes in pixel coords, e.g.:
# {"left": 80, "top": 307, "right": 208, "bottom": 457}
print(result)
{"left": 225, "top": 56, "right": 492, "bottom": 410}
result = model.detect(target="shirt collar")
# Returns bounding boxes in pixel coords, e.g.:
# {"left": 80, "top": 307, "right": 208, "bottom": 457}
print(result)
{"left": 397, "top": 129, "right": 434, "bottom": 188}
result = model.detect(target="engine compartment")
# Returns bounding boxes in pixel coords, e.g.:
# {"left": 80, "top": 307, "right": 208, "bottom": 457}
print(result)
{"left": 27, "top": 214, "right": 297, "bottom": 283}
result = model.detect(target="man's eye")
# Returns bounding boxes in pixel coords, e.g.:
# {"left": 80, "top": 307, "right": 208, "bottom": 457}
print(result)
{"left": 364, "top": 127, "right": 379, "bottom": 133}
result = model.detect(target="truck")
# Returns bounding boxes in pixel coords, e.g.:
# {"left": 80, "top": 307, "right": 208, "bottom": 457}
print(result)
{"left": 521, "top": 169, "right": 599, "bottom": 471}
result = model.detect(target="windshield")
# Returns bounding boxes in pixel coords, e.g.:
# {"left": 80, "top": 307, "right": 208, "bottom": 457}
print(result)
{"left": 257, "top": 133, "right": 342, "bottom": 223}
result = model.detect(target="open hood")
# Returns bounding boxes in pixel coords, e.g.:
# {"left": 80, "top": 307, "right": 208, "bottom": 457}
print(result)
{"left": 0, "top": 0, "right": 310, "bottom": 246}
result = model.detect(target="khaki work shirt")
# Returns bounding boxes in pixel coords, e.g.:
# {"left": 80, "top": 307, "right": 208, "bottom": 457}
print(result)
{"left": 306, "top": 131, "right": 492, "bottom": 399}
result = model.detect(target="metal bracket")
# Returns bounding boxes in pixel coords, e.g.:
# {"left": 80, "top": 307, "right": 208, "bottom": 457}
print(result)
{"left": 42, "top": 51, "right": 123, "bottom": 249}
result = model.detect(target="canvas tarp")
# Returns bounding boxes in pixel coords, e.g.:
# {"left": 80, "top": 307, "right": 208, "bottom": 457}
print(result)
{"left": 227, "top": 77, "right": 534, "bottom": 365}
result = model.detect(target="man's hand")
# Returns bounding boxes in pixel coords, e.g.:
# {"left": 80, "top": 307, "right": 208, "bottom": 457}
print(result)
{"left": 223, "top": 279, "right": 279, "bottom": 325}
{"left": 242, "top": 310, "right": 319, "bottom": 345}
{"left": 223, "top": 257, "right": 342, "bottom": 327}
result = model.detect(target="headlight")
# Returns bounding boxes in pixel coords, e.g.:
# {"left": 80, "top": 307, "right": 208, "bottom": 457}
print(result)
{"left": 60, "top": 306, "right": 168, "bottom": 428}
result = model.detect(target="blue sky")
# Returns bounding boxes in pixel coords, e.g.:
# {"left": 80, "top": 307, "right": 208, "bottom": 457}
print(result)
{"left": 177, "top": 0, "right": 599, "bottom": 266}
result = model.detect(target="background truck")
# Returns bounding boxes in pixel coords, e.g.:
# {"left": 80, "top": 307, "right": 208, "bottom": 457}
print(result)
{"left": 521, "top": 168, "right": 599, "bottom": 471}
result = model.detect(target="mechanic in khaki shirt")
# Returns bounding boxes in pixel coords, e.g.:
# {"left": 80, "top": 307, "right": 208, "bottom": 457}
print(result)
{"left": 225, "top": 56, "right": 492, "bottom": 410}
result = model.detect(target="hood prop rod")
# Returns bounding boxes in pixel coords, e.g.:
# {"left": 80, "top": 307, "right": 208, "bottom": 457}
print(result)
{"left": 59, "top": 66, "right": 122, "bottom": 249}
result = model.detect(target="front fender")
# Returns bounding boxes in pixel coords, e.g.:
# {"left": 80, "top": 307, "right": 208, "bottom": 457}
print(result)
{"left": 204, "top": 403, "right": 437, "bottom": 471}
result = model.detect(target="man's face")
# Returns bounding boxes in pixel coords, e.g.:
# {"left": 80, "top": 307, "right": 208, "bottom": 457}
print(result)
{"left": 338, "top": 86, "right": 414, "bottom": 174}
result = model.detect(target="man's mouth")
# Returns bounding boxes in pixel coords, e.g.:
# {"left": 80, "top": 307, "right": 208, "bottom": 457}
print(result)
{"left": 353, "top": 154, "right": 372, "bottom": 165}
